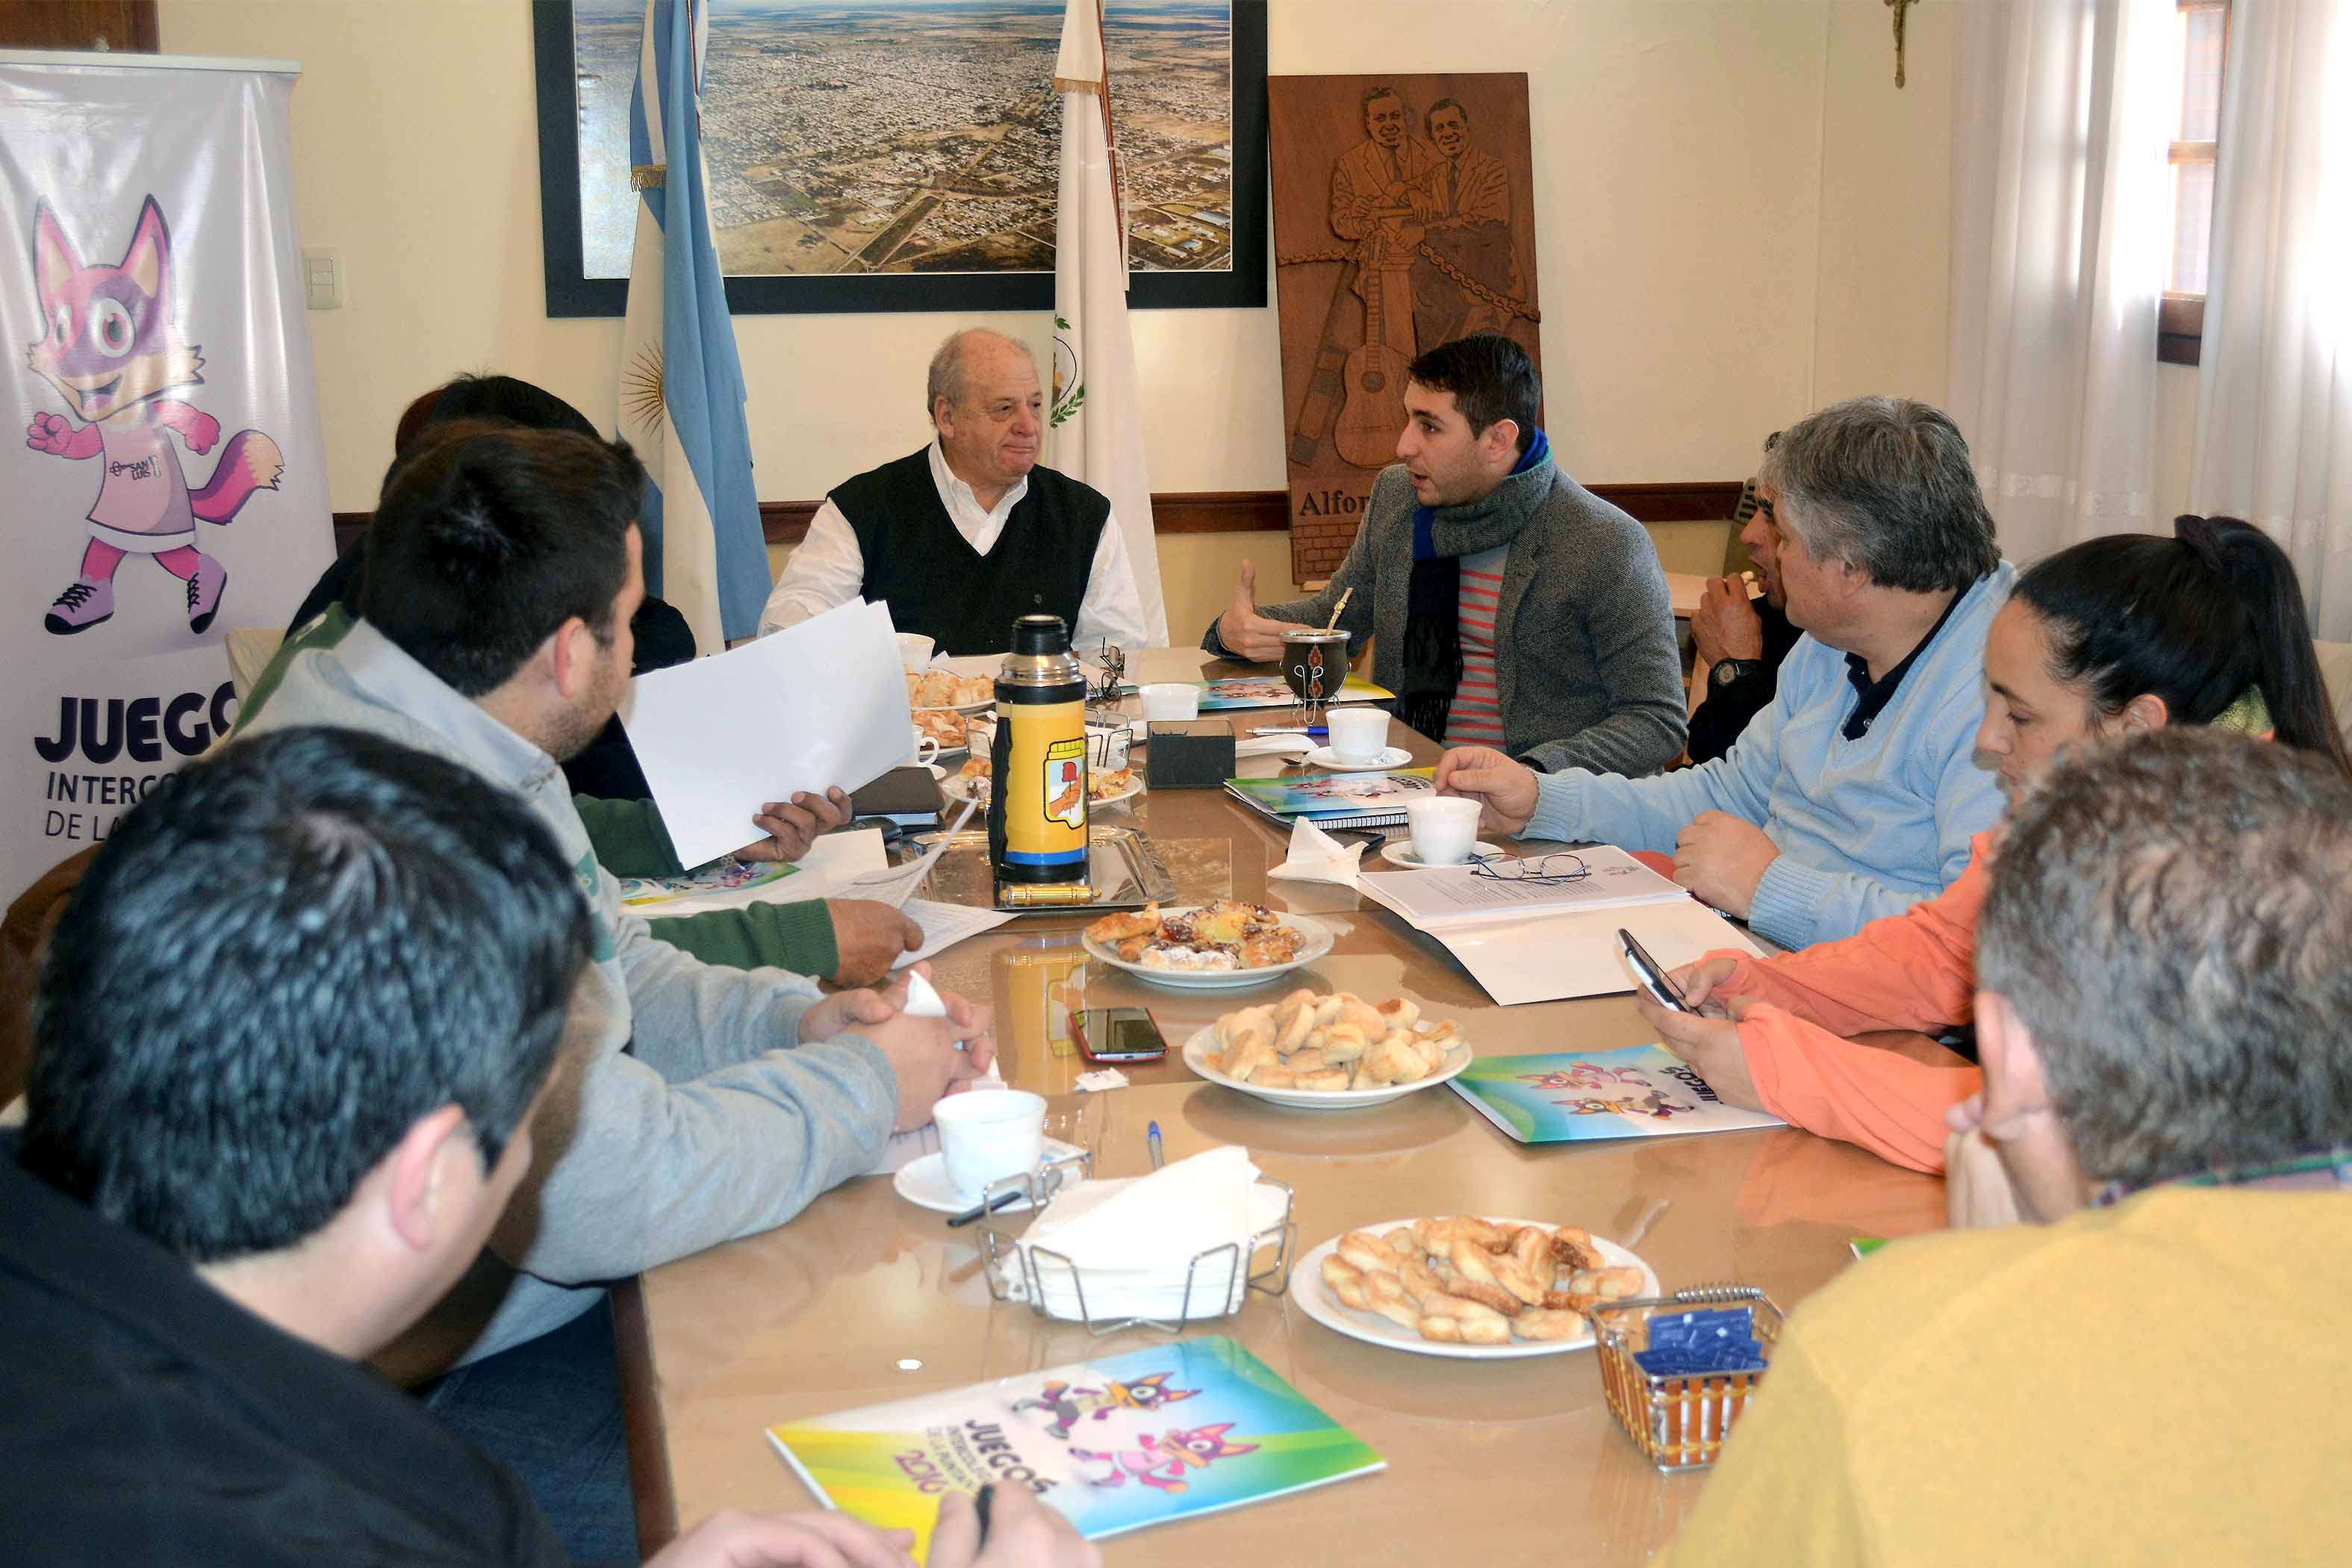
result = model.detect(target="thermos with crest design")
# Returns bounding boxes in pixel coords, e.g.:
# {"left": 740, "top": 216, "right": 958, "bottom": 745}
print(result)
{"left": 989, "top": 615, "right": 1089, "bottom": 891}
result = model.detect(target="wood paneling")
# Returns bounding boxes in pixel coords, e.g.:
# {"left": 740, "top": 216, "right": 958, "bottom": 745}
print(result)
{"left": 0, "top": 0, "right": 158, "bottom": 51}
{"left": 333, "top": 480, "right": 1742, "bottom": 556}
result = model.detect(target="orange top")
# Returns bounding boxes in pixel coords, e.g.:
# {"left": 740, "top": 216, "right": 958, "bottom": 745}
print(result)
{"left": 1705, "top": 830, "right": 1995, "bottom": 1174}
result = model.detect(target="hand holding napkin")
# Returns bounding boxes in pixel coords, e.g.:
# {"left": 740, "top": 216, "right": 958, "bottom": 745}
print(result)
{"left": 1266, "top": 816, "right": 1367, "bottom": 889}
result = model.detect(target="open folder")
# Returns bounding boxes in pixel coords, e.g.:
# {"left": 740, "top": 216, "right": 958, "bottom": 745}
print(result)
{"left": 1359, "top": 849, "right": 1761, "bottom": 1006}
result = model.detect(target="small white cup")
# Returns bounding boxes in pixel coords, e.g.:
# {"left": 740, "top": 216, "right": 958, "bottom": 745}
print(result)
{"left": 909, "top": 729, "right": 941, "bottom": 765}
{"left": 934, "top": 1089, "right": 1048, "bottom": 1198}
{"left": 1406, "top": 796, "right": 1484, "bottom": 865}
{"left": 897, "top": 632, "right": 936, "bottom": 673}
{"left": 1139, "top": 683, "right": 1200, "bottom": 721}
{"left": 1325, "top": 706, "right": 1392, "bottom": 764}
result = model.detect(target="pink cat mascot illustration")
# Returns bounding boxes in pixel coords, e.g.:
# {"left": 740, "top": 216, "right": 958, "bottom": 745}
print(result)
{"left": 1070, "top": 1422, "right": 1258, "bottom": 1494}
{"left": 23, "top": 195, "right": 283, "bottom": 635}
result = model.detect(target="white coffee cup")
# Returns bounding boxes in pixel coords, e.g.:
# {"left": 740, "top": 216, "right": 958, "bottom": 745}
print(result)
{"left": 909, "top": 729, "right": 941, "bottom": 765}
{"left": 1406, "top": 796, "right": 1484, "bottom": 865}
{"left": 934, "top": 1089, "right": 1048, "bottom": 1198}
{"left": 1325, "top": 706, "right": 1392, "bottom": 764}
{"left": 897, "top": 632, "right": 936, "bottom": 673}
{"left": 1139, "top": 683, "right": 1200, "bottom": 721}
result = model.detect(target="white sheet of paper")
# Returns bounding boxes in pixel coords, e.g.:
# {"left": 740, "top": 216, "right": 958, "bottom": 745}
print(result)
{"left": 839, "top": 796, "right": 983, "bottom": 909}
{"left": 623, "top": 600, "right": 912, "bottom": 870}
{"left": 896, "top": 898, "right": 1016, "bottom": 967}
{"left": 1357, "top": 844, "right": 1687, "bottom": 930}
{"left": 1434, "top": 900, "right": 1764, "bottom": 1007}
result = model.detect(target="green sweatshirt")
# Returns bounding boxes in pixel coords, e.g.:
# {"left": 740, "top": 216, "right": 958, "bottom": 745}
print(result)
{"left": 238, "top": 610, "right": 841, "bottom": 980}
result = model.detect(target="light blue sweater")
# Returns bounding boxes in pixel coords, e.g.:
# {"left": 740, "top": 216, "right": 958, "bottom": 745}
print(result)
{"left": 1525, "top": 563, "right": 2014, "bottom": 949}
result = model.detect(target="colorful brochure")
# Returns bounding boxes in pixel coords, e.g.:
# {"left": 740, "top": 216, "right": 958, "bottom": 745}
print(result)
{"left": 1449, "top": 1046, "right": 1787, "bottom": 1143}
{"left": 766, "top": 1335, "right": 1383, "bottom": 1563}
{"left": 1222, "top": 767, "right": 1435, "bottom": 828}
{"left": 1193, "top": 674, "right": 1392, "bottom": 711}
{"left": 613, "top": 859, "right": 796, "bottom": 908}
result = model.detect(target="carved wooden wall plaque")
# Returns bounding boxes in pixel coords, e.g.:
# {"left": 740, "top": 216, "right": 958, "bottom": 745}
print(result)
{"left": 1268, "top": 73, "right": 1542, "bottom": 582}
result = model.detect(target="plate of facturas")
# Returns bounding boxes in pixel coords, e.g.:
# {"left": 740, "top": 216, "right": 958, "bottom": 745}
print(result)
{"left": 1181, "top": 990, "right": 1472, "bottom": 1109}
{"left": 1292, "top": 1216, "right": 1658, "bottom": 1359}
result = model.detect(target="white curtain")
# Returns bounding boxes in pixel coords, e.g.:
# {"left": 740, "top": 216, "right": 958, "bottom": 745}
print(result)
{"left": 2189, "top": 0, "right": 2352, "bottom": 638}
{"left": 1947, "top": 0, "right": 2181, "bottom": 565}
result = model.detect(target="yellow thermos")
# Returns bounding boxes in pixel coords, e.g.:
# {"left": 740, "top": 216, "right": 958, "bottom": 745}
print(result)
{"left": 989, "top": 614, "right": 1089, "bottom": 892}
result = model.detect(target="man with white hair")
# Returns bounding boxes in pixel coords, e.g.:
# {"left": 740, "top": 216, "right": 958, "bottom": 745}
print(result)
{"left": 758, "top": 327, "right": 1148, "bottom": 653}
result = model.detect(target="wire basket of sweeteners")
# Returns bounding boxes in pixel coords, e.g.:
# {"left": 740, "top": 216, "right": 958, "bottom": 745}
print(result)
{"left": 1590, "top": 1284, "right": 1785, "bottom": 1471}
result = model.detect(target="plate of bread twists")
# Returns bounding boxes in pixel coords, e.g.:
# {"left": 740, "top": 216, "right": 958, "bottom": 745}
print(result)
{"left": 1182, "top": 990, "right": 1472, "bottom": 1108}
{"left": 1292, "top": 1216, "right": 1657, "bottom": 1359}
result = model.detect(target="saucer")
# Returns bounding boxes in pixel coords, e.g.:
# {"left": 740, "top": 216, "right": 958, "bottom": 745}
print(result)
{"left": 1380, "top": 839, "right": 1504, "bottom": 870}
{"left": 1304, "top": 744, "right": 1414, "bottom": 773}
{"left": 892, "top": 1139, "right": 1082, "bottom": 1216}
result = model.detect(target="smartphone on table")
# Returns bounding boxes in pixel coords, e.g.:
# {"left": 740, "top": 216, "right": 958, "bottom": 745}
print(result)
{"left": 1072, "top": 1006, "right": 1169, "bottom": 1064}
{"left": 1617, "top": 927, "right": 1696, "bottom": 1014}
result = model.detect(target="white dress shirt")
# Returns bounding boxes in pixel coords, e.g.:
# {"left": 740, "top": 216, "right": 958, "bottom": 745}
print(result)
{"left": 758, "top": 438, "right": 1150, "bottom": 653}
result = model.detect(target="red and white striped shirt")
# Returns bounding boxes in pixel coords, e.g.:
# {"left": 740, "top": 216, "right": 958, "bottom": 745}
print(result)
{"left": 1443, "top": 547, "right": 1508, "bottom": 747}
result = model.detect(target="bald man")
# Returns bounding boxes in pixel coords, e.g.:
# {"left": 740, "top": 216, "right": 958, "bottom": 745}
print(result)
{"left": 758, "top": 328, "right": 1148, "bottom": 654}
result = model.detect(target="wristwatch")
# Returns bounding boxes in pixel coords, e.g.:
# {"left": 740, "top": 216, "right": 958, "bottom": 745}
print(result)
{"left": 1711, "top": 659, "right": 1765, "bottom": 689}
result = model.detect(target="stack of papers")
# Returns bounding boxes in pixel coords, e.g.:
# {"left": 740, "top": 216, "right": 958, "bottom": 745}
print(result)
{"left": 1357, "top": 845, "right": 1761, "bottom": 1006}
{"left": 1005, "top": 1146, "right": 1289, "bottom": 1322}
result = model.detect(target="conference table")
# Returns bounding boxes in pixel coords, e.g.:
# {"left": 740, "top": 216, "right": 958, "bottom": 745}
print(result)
{"left": 615, "top": 648, "right": 1945, "bottom": 1561}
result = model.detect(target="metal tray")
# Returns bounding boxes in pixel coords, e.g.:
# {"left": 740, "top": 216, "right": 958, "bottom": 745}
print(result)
{"left": 918, "top": 825, "right": 1179, "bottom": 914}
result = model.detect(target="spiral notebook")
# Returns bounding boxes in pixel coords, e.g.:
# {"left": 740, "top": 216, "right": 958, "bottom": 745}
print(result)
{"left": 1222, "top": 767, "right": 1435, "bottom": 829}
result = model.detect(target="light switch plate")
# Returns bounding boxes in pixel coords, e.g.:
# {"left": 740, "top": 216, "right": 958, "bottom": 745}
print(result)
{"left": 302, "top": 246, "right": 342, "bottom": 310}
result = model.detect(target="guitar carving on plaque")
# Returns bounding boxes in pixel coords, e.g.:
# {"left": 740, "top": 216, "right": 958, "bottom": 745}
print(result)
{"left": 1269, "top": 74, "right": 1542, "bottom": 585}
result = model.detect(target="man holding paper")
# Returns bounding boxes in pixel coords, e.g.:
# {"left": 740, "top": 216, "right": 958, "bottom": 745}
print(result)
{"left": 757, "top": 327, "right": 1149, "bottom": 654}
{"left": 1437, "top": 396, "right": 2009, "bottom": 951}
{"left": 243, "top": 423, "right": 994, "bottom": 1542}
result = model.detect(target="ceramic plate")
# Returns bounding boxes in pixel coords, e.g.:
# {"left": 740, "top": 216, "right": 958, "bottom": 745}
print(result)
{"left": 940, "top": 773, "right": 1144, "bottom": 811}
{"left": 1304, "top": 744, "right": 1416, "bottom": 773}
{"left": 1379, "top": 840, "right": 1504, "bottom": 870}
{"left": 1181, "top": 1022, "right": 1472, "bottom": 1110}
{"left": 1289, "top": 1219, "right": 1659, "bottom": 1360}
{"left": 1080, "top": 907, "right": 1334, "bottom": 990}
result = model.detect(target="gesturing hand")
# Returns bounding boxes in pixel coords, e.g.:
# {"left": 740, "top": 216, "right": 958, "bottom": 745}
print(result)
{"left": 1214, "top": 559, "right": 1298, "bottom": 664}
{"left": 26, "top": 411, "right": 73, "bottom": 455}
{"left": 1432, "top": 746, "right": 1540, "bottom": 836}
{"left": 1671, "top": 811, "right": 1779, "bottom": 919}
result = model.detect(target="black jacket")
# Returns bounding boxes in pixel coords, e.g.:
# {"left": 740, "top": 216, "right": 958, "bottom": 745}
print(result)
{"left": 0, "top": 1137, "right": 570, "bottom": 1568}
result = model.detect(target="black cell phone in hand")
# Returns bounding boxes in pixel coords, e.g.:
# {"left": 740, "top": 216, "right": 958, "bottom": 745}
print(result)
{"left": 1617, "top": 927, "right": 1696, "bottom": 1014}
{"left": 1073, "top": 1006, "right": 1169, "bottom": 1063}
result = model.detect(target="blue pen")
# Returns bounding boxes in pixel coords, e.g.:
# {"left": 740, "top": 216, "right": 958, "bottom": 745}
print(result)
{"left": 1146, "top": 1120, "right": 1164, "bottom": 1170}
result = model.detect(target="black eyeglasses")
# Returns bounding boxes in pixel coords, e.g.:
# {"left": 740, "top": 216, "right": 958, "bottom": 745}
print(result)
{"left": 1466, "top": 852, "right": 1590, "bottom": 886}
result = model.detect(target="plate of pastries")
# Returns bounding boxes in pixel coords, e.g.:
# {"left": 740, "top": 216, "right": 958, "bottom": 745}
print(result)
{"left": 1292, "top": 1216, "right": 1658, "bottom": 1359}
{"left": 913, "top": 706, "right": 973, "bottom": 756}
{"left": 1080, "top": 901, "right": 1332, "bottom": 989}
{"left": 945, "top": 756, "right": 1142, "bottom": 810}
{"left": 907, "top": 668, "right": 995, "bottom": 715}
{"left": 1182, "top": 990, "right": 1472, "bottom": 1109}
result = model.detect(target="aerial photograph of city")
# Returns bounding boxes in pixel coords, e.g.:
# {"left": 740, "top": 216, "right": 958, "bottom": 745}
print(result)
{"left": 573, "top": 0, "right": 1234, "bottom": 279}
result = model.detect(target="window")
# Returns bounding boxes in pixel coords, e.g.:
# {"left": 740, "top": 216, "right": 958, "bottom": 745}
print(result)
{"left": 2160, "top": 1, "right": 2229, "bottom": 365}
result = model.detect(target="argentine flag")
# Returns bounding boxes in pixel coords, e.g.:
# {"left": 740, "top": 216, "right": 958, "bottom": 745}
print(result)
{"left": 619, "top": 0, "right": 771, "bottom": 653}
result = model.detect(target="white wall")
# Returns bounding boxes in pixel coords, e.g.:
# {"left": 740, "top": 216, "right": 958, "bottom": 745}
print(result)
{"left": 158, "top": 0, "right": 1958, "bottom": 632}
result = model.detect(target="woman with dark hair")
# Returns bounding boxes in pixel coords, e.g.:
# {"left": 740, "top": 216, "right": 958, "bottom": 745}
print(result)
{"left": 1628, "top": 516, "right": 2349, "bottom": 1175}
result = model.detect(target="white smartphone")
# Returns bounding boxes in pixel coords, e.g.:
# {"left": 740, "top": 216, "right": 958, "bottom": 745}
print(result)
{"left": 1617, "top": 927, "right": 1696, "bottom": 1014}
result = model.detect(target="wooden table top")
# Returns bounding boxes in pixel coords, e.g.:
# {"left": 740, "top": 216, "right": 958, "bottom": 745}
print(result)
{"left": 619, "top": 649, "right": 1944, "bottom": 1561}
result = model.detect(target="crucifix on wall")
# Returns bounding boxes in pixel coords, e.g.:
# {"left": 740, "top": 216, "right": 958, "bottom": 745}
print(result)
{"left": 1885, "top": 0, "right": 1917, "bottom": 88}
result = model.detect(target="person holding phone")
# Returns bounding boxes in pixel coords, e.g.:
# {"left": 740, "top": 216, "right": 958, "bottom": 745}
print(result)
{"left": 1631, "top": 519, "right": 2352, "bottom": 1176}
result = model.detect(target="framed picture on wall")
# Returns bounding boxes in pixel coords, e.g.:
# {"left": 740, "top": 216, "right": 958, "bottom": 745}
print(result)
{"left": 531, "top": 0, "right": 1268, "bottom": 317}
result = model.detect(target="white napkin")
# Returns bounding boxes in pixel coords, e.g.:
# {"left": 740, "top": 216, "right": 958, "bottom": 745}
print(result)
{"left": 1234, "top": 733, "right": 1317, "bottom": 761}
{"left": 1266, "top": 815, "right": 1366, "bottom": 889}
{"left": 1021, "top": 1145, "right": 1269, "bottom": 1270}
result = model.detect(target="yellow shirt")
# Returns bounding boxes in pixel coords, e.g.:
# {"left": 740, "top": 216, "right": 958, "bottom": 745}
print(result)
{"left": 1655, "top": 1186, "right": 2351, "bottom": 1567}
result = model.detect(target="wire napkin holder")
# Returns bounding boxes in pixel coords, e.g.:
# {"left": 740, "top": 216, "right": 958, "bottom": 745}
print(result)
{"left": 1591, "top": 1282, "right": 1784, "bottom": 1471}
{"left": 977, "top": 1157, "right": 1295, "bottom": 1336}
